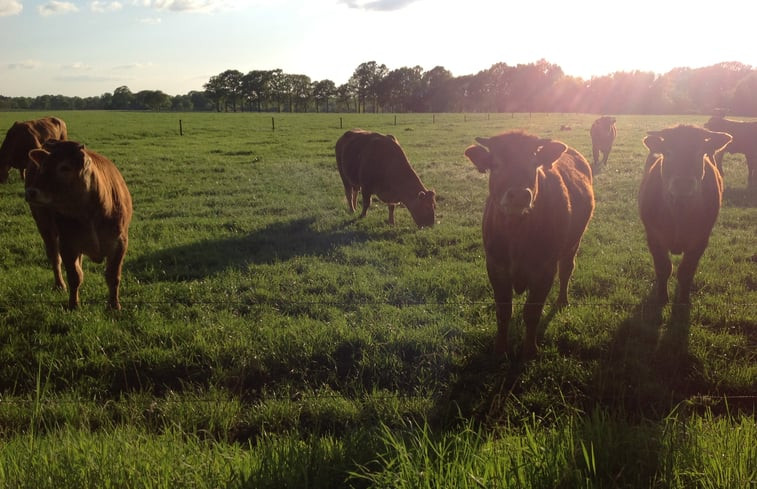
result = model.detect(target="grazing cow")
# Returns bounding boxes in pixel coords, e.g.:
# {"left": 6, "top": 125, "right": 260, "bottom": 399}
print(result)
{"left": 590, "top": 116, "right": 617, "bottom": 169}
{"left": 703, "top": 115, "right": 757, "bottom": 187}
{"left": 335, "top": 129, "right": 436, "bottom": 227}
{"left": 639, "top": 125, "right": 732, "bottom": 304}
{"left": 465, "top": 131, "right": 595, "bottom": 358}
{"left": 0, "top": 117, "right": 68, "bottom": 183}
{"left": 26, "top": 141, "right": 133, "bottom": 310}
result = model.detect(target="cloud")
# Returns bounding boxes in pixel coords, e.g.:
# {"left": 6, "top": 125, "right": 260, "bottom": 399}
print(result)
{"left": 62, "top": 62, "right": 93, "bottom": 71}
{"left": 0, "top": 0, "right": 22, "bottom": 16}
{"left": 340, "top": 0, "right": 421, "bottom": 11}
{"left": 91, "top": 0, "right": 123, "bottom": 12}
{"left": 37, "top": 0, "right": 79, "bottom": 15}
{"left": 134, "top": 0, "right": 262, "bottom": 13}
{"left": 139, "top": 16, "right": 162, "bottom": 23}
{"left": 7, "top": 60, "right": 41, "bottom": 70}
{"left": 112, "top": 62, "right": 154, "bottom": 70}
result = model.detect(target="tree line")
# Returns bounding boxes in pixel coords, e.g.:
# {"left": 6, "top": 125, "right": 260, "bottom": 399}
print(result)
{"left": 2, "top": 60, "right": 757, "bottom": 116}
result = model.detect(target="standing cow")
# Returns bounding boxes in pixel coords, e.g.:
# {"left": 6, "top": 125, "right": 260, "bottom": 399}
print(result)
{"left": 639, "top": 125, "right": 732, "bottom": 304}
{"left": 26, "top": 141, "right": 133, "bottom": 310}
{"left": 0, "top": 117, "right": 67, "bottom": 182}
{"left": 703, "top": 115, "right": 757, "bottom": 188}
{"left": 590, "top": 116, "right": 617, "bottom": 170}
{"left": 465, "top": 131, "right": 595, "bottom": 358}
{"left": 335, "top": 129, "right": 436, "bottom": 228}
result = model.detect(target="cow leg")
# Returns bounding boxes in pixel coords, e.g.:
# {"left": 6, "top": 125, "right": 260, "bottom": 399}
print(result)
{"left": 387, "top": 204, "right": 396, "bottom": 225}
{"left": 61, "top": 252, "right": 83, "bottom": 310}
{"left": 647, "top": 238, "right": 672, "bottom": 304}
{"left": 105, "top": 239, "right": 127, "bottom": 310}
{"left": 522, "top": 278, "right": 552, "bottom": 359}
{"left": 31, "top": 208, "right": 65, "bottom": 289}
{"left": 675, "top": 245, "right": 705, "bottom": 304}
{"left": 747, "top": 154, "right": 757, "bottom": 188}
{"left": 592, "top": 147, "right": 600, "bottom": 167}
{"left": 601, "top": 149, "right": 610, "bottom": 167}
{"left": 487, "top": 262, "right": 512, "bottom": 356}
{"left": 350, "top": 187, "right": 359, "bottom": 213}
{"left": 359, "top": 190, "right": 372, "bottom": 218}
{"left": 556, "top": 249, "right": 577, "bottom": 308}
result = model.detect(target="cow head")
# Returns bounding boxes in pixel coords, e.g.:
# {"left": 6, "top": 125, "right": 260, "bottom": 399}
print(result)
{"left": 406, "top": 188, "right": 436, "bottom": 228}
{"left": 643, "top": 125, "right": 731, "bottom": 202}
{"left": 465, "top": 131, "right": 567, "bottom": 219}
{"left": 26, "top": 140, "right": 93, "bottom": 213}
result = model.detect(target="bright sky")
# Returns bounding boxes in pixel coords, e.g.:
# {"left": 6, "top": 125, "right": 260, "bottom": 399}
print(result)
{"left": 1, "top": 0, "right": 755, "bottom": 97}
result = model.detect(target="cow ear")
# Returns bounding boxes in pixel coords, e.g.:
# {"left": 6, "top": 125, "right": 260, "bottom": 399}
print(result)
{"left": 28, "top": 149, "right": 49, "bottom": 166}
{"left": 704, "top": 131, "right": 732, "bottom": 155}
{"left": 535, "top": 140, "right": 567, "bottom": 169}
{"left": 465, "top": 144, "right": 492, "bottom": 173}
{"left": 643, "top": 135, "right": 664, "bottom": 153}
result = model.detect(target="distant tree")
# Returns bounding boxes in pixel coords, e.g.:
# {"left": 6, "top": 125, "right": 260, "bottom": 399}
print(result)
{"left": 731, "top": 72, "right": 757, "bottom": 116}
{"left": 420, "top": 66, "right": 453, "bottom": 112}
{"left": 287, "top": 74, "right": 312, "bottom": 112}
{"left": 112, "top": 86, "right": 134, "bottom": 110}
{"left": 349, "top": 61, "right": 388, "bottom": 112}
{"left": 171, "top": 94, "right": 194, "bottom": 111}
{"left": 241, "top": 70, "right": 275, "bottom": 111}
{"left": 188, "top": 90, "right": 214, "bottom": 111}
{"left": 336, "top": 82, "right": 356, "bottom": 112}
{"left": 378, "top": 66, "right": 423, "bottom": 112}
{"left": 312, "top": 79, "right": 336, "bottom": 112}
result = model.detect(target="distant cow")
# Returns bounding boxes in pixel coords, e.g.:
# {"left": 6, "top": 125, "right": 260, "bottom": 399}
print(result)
{"left": 465, "top": 131, "right": 595, "bottom": 358}
{"left": 26, "top": 141, "right": 133, "bottom": 310}
{"left": 639, "top": 125, "right": 732, "bottom": 304}
{"left": 0, "top": 117, "right": 68, "bottom": 183}
{"left": 335, "top": 129, "right": 435, "bottom": 227}
{"left": 703, "top": 116, "right": 757, "bottom": 187}
{"left": 590, "top": 116, "right": 617, "bottom": 169}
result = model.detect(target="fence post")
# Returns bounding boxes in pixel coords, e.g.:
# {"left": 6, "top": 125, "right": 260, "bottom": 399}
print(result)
{"left": 340, "top": 117, "right": 343, "bottom": 129}
{"left": 179, "top": 119, "right": 183, "bottom": 136}
{"left": 394, "top": 115, "right": 397, "bottom": 126}
{"left": 272, "top": 117, "right": 275, "bottom": 131}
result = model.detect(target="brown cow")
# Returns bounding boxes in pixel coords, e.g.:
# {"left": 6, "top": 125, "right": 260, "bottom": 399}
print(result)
{"left": 335, "top": 129, "right": 436, "bottom": 227}
{"left": 26, "top": 141, "right": 133, "bottom": 310}
{"left": 703, "top": 115, "right": 757, "bottom": 187}
{"left": 639, "top": 125, "right": 732, "bottom": 304}
{"left": 590, "top": 116, "right": 617, "bottom": 169}
{"left": 465, "top": 131, "right": 595, "bottom": 358}
{"left": 0, "top": 117, "right": 67, "bottom": 182}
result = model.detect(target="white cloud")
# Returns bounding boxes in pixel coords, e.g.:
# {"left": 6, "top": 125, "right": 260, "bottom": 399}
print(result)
{"left": 62, "top": 62, "right": 93, "bottom": 71}
{"left": 91, "top": 0, "right": 123, "bottom": 12}
{"left": 340, "top": 0, "right": 421, "bottom": 11}
{"left": 134, "top": 0, "right": 262, "bottom": 13}
{"left": 0, "top": 0, "right": 22, "bottom": 16}
{"left": 37, "top": 0, "right": 79, "bottom": 15}
{"left": 139, "top": 16, "right": 162, "bottom": 23}
{"left": 7, "top": 60, "right": 41, "bottom": 70}
{"left": 113, "top": 62, "right": 155, "bottom": 70}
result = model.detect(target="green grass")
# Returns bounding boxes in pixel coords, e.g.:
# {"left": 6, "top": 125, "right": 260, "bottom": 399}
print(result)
{"left": 0, "top": 111, "right": 755, "bottom": 487}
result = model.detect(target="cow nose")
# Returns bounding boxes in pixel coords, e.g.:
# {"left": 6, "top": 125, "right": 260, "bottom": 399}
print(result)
{"left": 500, "top": 188, "right": 534, "bottom": 214}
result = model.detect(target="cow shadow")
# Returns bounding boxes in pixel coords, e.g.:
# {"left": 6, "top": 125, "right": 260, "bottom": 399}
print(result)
{"left": 128, "top": 217, "right": 370, "bottom": 282}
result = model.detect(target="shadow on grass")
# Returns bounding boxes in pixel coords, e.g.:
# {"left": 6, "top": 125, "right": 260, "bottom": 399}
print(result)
{"left": 128, "top": 216, "right": 370, "bottom": 282}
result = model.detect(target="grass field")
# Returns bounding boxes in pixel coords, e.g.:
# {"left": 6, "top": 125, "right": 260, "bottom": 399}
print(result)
{"left": 0, "top": 111, "right": 755, "bottom": 488}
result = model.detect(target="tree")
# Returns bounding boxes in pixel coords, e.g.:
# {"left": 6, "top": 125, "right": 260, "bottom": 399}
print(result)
{"left": 112, "top": 86, "right": 134, "bottom": 110}
{"left": 420, "top": 66, "right": 453, "bottom": 112}
{"left": 312, "top": 79, "right": 336, "bottom": 112}
{"left": 349, "top": 61, "right": 388, "bottom": 113}
{"left": 378, "top": 66, "right": 423, "bottom": 112}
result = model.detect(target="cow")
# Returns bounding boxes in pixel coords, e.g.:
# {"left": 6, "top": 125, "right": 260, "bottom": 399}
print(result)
{"left": 639, "top": 125, "right": 732, "bottom": 305}
{"left": 464, "top": 131, "right": 595, "bottom": 358}
{"left": 0, "top": 117, "right": 68, "bottom": 183}
{"left": 703, "top": 115, "right": 757, "bottom": 187}
{"left": 335, "top": 129, "right": 436, "bottom": 228}
{"left": 25, "top": 140, "right": 133, "bottom": 310}
{"left": 590, "top": 116, "right": 617, "bottom": 169}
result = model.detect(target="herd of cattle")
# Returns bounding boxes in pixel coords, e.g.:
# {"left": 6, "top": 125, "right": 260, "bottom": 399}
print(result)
{"left": 1, "top": 114, "right": 755, "bottom": 357}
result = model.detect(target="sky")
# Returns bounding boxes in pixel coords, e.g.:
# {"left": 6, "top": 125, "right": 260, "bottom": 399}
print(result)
{"left": 1, "top": 0, "right": 756, "bottom": 97}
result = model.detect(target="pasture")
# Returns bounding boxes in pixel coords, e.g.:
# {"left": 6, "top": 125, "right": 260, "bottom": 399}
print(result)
{"left": 0, "top": 111, "right": 754, "bottom": 488}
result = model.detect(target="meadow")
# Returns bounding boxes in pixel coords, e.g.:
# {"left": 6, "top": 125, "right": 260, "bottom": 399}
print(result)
{"left": 0, "top": 111, "right": 754, "bottom": 488}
